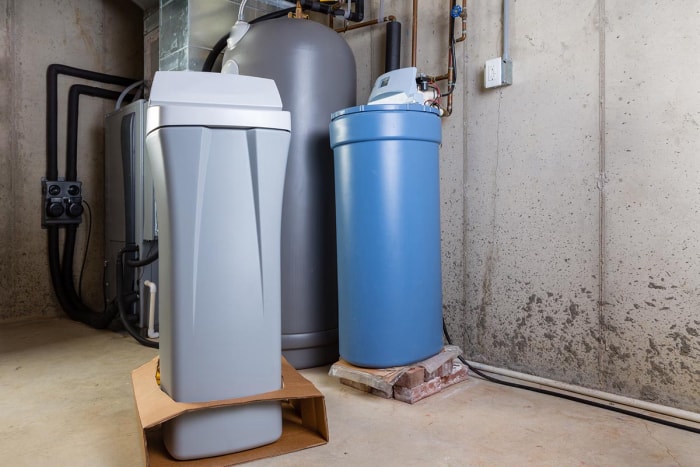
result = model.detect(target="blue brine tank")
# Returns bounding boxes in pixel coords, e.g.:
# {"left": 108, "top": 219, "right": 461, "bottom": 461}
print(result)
{"left": 329, "top": 103, "right": 443, "bottom": 368}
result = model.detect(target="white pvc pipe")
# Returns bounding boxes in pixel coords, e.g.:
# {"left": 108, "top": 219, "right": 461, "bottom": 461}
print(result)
{"left": 143, "top": 280, "right": 159, "bottom": 339}
{"left": 467, "top": 360, "right": 700, "bottom": 425}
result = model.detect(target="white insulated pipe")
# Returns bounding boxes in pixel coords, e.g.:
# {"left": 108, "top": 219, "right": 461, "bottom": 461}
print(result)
{"left": 467, "top": 360, "right": 700, "bottom": 425}
{"left": 143, "top": 280, "right": 159, "bottom": 339}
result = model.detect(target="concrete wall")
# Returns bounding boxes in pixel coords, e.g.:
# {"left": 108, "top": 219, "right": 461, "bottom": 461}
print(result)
{"left": 464, "top": 0, "right": 700, "bottom": 412}
{"left": 0, "top": 0, "right": 143, "bottom": 321}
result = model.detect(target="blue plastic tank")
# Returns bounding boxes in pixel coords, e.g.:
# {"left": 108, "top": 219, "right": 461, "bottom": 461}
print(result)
{"left": 329, "top": 103, "right": 443, "bottom": 368}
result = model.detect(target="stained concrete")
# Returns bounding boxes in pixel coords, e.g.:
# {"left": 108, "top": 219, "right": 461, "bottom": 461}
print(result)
{"left": 3, "top": 318, "right": 699, "bottom": 466}
{"left": 602, "top": 3, "right": 700, "bottom": 410}
{"left": 463, "top": 0, "right": 700, "bottom": 412}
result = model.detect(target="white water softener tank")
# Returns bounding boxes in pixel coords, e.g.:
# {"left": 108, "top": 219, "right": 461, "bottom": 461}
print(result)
{"left": 145, "top": 71, "right": 290, "bottom": 460}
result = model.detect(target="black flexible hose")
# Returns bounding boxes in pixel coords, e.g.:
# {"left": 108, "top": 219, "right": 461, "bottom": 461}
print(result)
{"left": 126, "top": 248, "right": 158, "bottom": 268}
{"left": 202, "top": 33, "right": 230, "bottom": 73}
{"left": 116, "top": 246, "right": 159, "bottom": 348}
{"left": 441, "top": 321, "right": 700, "bottom": 434}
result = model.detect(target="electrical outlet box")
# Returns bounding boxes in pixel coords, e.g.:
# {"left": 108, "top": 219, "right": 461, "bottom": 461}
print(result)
{"left": 484, "top": 57, "right": 513, "bottom": 89}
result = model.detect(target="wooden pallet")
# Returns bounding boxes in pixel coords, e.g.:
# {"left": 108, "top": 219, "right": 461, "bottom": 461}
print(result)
{"left": 328, "top": 345, "right": 468, "bottom": 404}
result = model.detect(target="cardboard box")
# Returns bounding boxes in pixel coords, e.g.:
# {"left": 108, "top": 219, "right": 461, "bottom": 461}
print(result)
{"left": 131, "top": 357, "right": 328, "bottom": 466}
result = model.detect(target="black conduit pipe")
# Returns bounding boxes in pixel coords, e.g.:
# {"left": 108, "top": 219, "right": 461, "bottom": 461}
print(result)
{"left": 46, "top": 65, "right": 139, "bottom": 329}
{"left": 65, "top": 84, "right": 128, "bottom": 180}
{"left": 48, "top": 227, "right": 118, "bottom": 328}
{"left": 385, "top": 21, "right": 401, "bottom": 72}
{"left": 47, "top": 64, "right": 137, "bottom": 180}
{"left": 60, "top": 85, "right": 135, "bottom": 327}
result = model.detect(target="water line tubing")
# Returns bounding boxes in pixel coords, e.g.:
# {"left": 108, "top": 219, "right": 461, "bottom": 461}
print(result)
{"left": 466, "top": 360, "right": 700, "bottom": 426}
{"left": 126, "top": 247, "right": 158, "bottom": 267}
{"left": 442, "top": 323, "right": 700, "bottom": 434}
{"left": 115, "top": 80, "right": 144, "bottom": 110}
{"left": 46, "top": 64, "right": 139, "bottom": 329}
{"left": 238, "top": 0, "right": 249, "bottom": 21}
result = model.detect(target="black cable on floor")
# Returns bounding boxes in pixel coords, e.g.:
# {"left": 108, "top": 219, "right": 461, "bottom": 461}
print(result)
{"left": 442, "top": 321, "right": 700, "bottom": 434}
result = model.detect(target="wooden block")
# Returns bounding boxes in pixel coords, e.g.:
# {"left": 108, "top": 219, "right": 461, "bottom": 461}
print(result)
{"left": 339, "top": 378, "right": 371, "bottom": 393}
{"left": 370, "top": 387, "right": 393, "bottom": 399}
{"left": 395, "top": 367, "right": 425, "bottom": 389}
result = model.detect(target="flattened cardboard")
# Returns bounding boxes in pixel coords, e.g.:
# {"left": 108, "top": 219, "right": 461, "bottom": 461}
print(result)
{"left": 131, "top": 357, "right": 328, "bottom": 466}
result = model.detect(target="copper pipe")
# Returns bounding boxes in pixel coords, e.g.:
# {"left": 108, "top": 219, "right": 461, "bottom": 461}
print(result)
{"left": 445, "top": 0, "right": 467, "bottom": 115}
{"left": 441, "top": 1, "right": 456, "bottom": 116}
{"left": 411, "top": 0, "right": 418, "bottom": 67}
{"left": 427, "top": 73, "right": 449, "bottom": 82}
{"left": 456, "top": 0, "right": 467, "bottom": 43}
{"left": 335, "top": 15, "right": 396, "bottom": 33}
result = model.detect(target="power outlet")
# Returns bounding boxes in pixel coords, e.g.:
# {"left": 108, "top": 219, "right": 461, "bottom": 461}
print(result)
{"left": 484, "top": 57, "right": 513, "bottom": 89}
{"left": 484, "top": 57, "right": 502, "bottom": 88}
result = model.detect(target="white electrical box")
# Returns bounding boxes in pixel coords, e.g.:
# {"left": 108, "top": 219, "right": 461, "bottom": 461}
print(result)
{"left": 484, "top": 57, "right": 513, "bottom": 89}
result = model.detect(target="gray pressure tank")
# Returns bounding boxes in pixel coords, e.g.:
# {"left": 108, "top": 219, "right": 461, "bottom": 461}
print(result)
{"left": 230, "top": 18, "right": 356, "bottom": 368}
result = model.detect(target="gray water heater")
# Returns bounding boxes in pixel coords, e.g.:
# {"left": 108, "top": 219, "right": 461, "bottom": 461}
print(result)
{"left": 229, "top": 18, "right": 357, "bottom": 368}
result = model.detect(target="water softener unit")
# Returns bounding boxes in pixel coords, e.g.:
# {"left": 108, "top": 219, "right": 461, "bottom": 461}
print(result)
{"left": 226, "top": 17, "right": 356, "bottom": 368}
{"left": 145, "top": 71, "right": 290, "bottom": 460}
{"left": 330, "top": 90, "right": 443, "bottom": 368}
